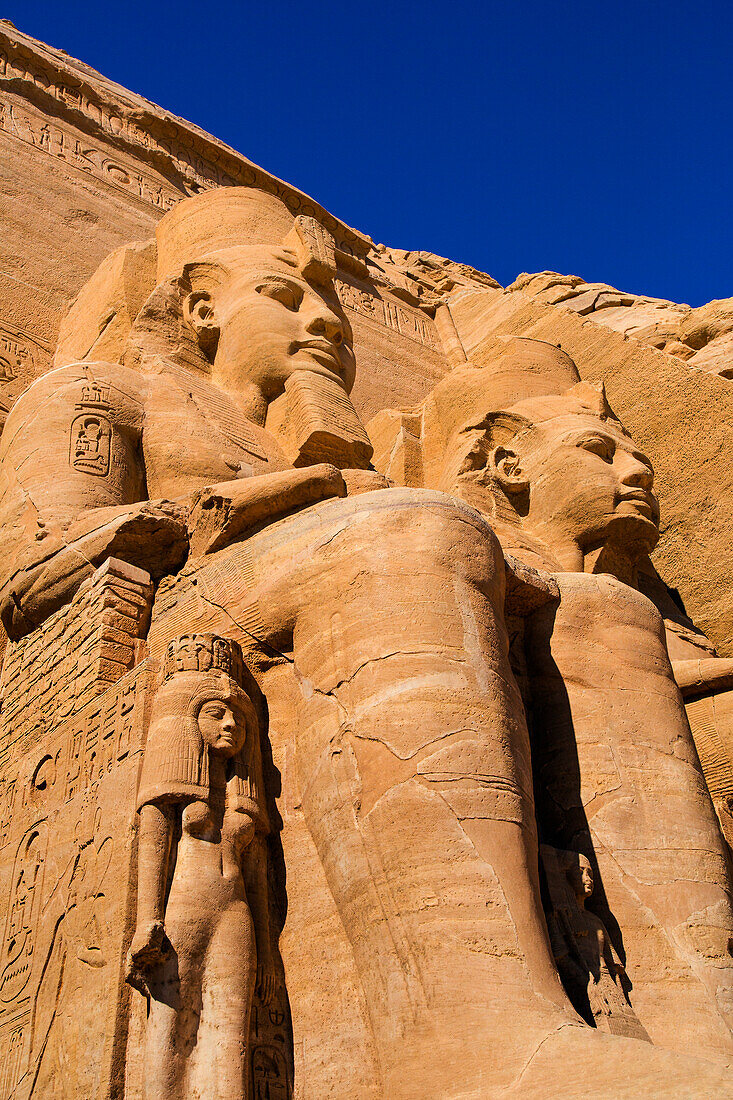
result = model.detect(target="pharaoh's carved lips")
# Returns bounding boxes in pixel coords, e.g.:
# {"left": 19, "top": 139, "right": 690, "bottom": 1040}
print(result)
{"left": 291, "top": 339, "right": 343, "bottom": 372}
{"left": 616, "top": 490, "right": 658, "bottom": 522}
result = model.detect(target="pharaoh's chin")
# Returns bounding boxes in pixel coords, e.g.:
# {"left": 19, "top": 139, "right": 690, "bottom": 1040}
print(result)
{"left": 611, "top": 490, "right": 660, "bottom": 542}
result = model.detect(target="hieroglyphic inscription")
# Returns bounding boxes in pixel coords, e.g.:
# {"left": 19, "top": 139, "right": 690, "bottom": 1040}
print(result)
{"left": 21, "top": 801, "right": 117, "bottom": 1096}
{"left": 0, "top": 823, "right": 48, "bottom": 1095}
{"left": 0, "top": 1017, "right": 25, "bottom": 1099}
{"left": 0, "top": 825, "right": 48, "bottom": 1007}
{"left": 69, "top": 382, "right": 113, "bottom": 476}
{"left": 250, "top": 990, "right": 293, "bottom": 1100}
{"left": 335, "top": 278, "right": 439, "bottom": 350}
{"left": 0, "top": 94, "right": 183, "bottom": 212}
{"left": 0, "top": 326, "right": 33, "bottom": 380}
{"left": 64, "top": 672, "right": 139, "bottom": 804}
{"left": 252, "top": 1045, "right": 290, "bottom": 1100}
{"left": 0, "top": 664, "right": 147, "bottom": 861}
{"left": 0, "top": 40, "right": 238, "bottom": 195}
{"left": 0, "top": 323, "right": 51, "bottom": 407}
{"left": 0, "top": 558, "right": 153, "bottom": 773}
{"left": 0, "top": 662, "right": 150, "bottom": 1095}
{"left": 0, "top": 33, "right": 371, "bottom": 259}
{"left": 0, "top": 777, "right": 17, "bottom": 849}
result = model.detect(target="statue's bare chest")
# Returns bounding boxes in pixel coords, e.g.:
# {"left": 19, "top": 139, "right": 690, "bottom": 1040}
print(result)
{"left": 142, "top": 369, "right": 287, "bottom": 498}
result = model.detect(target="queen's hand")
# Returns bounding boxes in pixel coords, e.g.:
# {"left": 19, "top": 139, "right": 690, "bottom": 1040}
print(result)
{"left": 256, "top": 956, "right": 277, "bottom": 1005}
{"left": 125, "top": 919, "right": 168, "bottom": 997}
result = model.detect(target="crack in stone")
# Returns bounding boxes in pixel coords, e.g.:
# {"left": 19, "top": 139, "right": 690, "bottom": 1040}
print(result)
{"left": 502, "top": 1021, "right": 585, "bottom": 1094}
{"left": 195, "top": 588, "right": 349, "bottom": 719}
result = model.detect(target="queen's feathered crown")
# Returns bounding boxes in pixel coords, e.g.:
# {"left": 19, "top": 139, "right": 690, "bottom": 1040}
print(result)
{"left": 161, "top": 633, "right": 245, "bottom": 684}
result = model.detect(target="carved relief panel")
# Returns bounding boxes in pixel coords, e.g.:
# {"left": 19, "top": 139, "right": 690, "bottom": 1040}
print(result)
{"left": 0, "top": 661, "right": 153, "bottom": 1099}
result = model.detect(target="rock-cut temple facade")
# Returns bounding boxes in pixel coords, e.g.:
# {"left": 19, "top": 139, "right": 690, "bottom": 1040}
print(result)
{"left": 1, "top": 20, "right": 733, "bottom": 1100}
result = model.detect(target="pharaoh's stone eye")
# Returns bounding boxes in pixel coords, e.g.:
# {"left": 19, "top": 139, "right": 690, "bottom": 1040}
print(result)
{"left": 578, "top": 437, "right": 614, "bottom": 462}
{"left": 256, "top": 280, "right": 302, "bottom": 311}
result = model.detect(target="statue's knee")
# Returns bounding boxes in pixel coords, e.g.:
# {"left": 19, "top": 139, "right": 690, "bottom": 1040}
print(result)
{"left": 366, "top": 491, "right": 503, "bottom": 587}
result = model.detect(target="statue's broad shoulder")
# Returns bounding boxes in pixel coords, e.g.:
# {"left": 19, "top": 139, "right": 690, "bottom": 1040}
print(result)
{"left": 1, "top": 360, "right": 146, "bottom": 530}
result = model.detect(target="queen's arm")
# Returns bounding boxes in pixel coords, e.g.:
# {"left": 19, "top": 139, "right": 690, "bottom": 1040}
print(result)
{"left": 125, "top": 801, "right": 175, "bottom": 997}
{"left": 243, "top": 831, "right": 276, "bottom": 1005}
{"left": 599, "top": 920, "right": 626, "bottom": 980}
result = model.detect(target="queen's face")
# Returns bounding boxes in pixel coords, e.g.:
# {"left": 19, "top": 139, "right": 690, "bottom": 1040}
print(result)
{"left": 198, "top": 695, "right": 247, "bottom": 757}
{"left": 516, "top": 413, "right": 659, "bottom": 556}
{"left": 578, "top": 859, "right": 594, "bottom": 898}
{"left": 209, "top": 248, "right": 356, "bottom": 401}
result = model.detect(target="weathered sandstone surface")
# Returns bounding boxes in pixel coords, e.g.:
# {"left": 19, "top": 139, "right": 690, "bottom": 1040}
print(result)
{"left": 1, "top": 20, "right": 732, "bottom": 1100}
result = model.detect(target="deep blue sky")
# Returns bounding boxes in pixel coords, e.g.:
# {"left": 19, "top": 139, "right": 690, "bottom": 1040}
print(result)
{"left": 6, "top": 1, "right": 731, "bottom": 305}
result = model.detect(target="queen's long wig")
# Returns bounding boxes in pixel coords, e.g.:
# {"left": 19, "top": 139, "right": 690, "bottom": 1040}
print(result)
{"left": 136, "top": 669, "right": 268, "bottom": 831}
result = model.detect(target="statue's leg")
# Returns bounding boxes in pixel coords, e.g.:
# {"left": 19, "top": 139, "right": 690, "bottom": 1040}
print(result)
{"left": 254, "top": 490, "right": 578, "bottom": 1095}
{"left": 527, "top": 573, "right": 733, "bottom": 1060}
{"left": 144, "top": 956, "right": 188, "bottom": 1100}
{"left": 144, "top": 910, "right": 207, "bottom": 1100}
{"left": 147, "top": 489, "right": 733, "bottom": 1096}
{"left": 199, "top": 901, "right": 256, "bottom": 1100}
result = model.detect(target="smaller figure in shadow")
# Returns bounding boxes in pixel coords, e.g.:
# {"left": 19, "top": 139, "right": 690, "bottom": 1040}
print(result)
{"left": 126, "top": 633, "right": 275, "bottom": 1100}
{"left": 541, "top": 844, "right": 651, "bottom": 1041}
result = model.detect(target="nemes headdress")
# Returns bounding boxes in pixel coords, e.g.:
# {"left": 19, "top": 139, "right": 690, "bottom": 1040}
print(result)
{"left": 446, "top": 336, "right": 620, "bottom": 437}
{"left": 156, "top": 186, "right": 348, "bottom": 286}
{"left": 425, "top": 337, "right": 623, "bottom": 494}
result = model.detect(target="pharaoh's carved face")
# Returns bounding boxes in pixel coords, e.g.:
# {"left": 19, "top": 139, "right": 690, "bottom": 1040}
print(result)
{"left": 186, "top": 248, "right": 355, "bottom": 404}
{"left": 197, "top": 693, "right": 248, "bottom": 758}
{"left": 504, "top": 413, "right": 659, "bottom": 558}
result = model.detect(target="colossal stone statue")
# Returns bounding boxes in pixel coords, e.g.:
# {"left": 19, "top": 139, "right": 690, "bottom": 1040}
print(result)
{"left": 0, "top": 188, "right": 369, "bottom": 637}
{"left": 377, "top": 339, "right": 733, "bottom": 1061}
{"left": 1, "top": 185, "right": 732, "bottom": 1099}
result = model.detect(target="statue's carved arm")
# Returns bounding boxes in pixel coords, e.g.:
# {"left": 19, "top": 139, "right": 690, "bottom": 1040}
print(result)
{"left": 549, "top": 908, "right": 591, "bottom": 987}
{"left": 599, "top": 923, "right": 626, "bottom": 982}
{"left": 125, "top": 801, "right": 175, "bottom": 998}
{"left": 0, "top": 498, "right": 189, "bottom": 638}
{"left": 672, "top": 656, "right": 733, "bottom": 699}
{"left": 187, "top": 463, "right": 346, "bottom": 556}
{"left": 243, "top": 831, "right": 276, "bottom": 1005}
{"left": 0, "top": 362, "right": 191, "bottom": 637}
{"left": 1, "top": 461, "right": 347, "bottom": 635}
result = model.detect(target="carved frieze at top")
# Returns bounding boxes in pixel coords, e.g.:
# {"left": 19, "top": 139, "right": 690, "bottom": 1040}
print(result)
{"left": 0, "top": 23, "right": 501, "bottom": 314}
{"left": 0, "top": 23, "right": 371, "bottom": 258}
